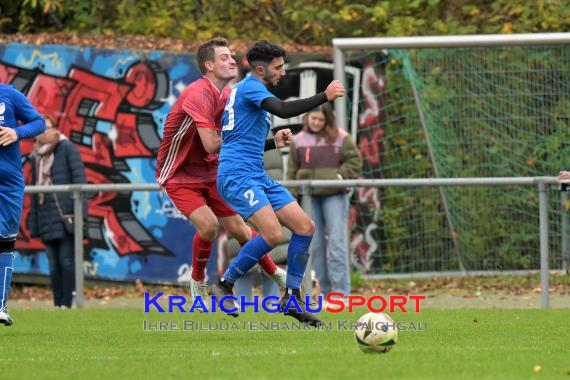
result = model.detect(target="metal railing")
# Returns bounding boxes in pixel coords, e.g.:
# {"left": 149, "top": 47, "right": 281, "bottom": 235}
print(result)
{"left": 24, "top": 176, "right": 563, "bottom": 309}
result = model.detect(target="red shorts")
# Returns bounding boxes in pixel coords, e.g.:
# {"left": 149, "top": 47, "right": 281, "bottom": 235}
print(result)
{"left": 163, "top": 181, "right": 237, "bottom": 218}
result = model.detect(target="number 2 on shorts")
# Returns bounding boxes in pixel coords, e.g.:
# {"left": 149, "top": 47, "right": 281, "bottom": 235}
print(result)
{"left": 244, "top": 189, "right": 259, "bottom": 207}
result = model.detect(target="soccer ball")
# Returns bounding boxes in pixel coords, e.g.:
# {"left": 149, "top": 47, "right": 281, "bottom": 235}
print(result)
{"left": 354, "top": 312, "right": 398, "bottom": 353}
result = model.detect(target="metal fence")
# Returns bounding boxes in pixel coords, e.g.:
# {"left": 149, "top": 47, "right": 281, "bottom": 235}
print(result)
{"left": 24, "top": 176, "right": 563, "bottom": 309}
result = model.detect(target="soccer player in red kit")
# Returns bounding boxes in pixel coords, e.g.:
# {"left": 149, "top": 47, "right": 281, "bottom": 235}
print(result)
{"left": 155, "top": 38, "right": 291, "bottom": 308}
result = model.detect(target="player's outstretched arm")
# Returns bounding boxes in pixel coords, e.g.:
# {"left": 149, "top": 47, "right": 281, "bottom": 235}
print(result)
{"left": 261, "top": 80, "right": 345, "bottom": 119}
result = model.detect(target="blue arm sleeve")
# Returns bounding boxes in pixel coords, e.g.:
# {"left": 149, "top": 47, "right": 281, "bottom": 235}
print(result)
{"left": 10, "top": 87, "right": 46, "bottom": 140}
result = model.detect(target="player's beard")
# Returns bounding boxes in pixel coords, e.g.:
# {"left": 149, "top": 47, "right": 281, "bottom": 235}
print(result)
{"left": 265, "top": 73, "right": 281, "bottom": 88}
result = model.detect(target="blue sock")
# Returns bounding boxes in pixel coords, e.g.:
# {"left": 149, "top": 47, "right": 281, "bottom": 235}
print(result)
{"left": 223, "top": 236, "right": 272, "bottom": 285}
{"left": 0, "top": 252, "right": 14, "bottom": 310}
{"left": 286, "top": 234, "right": 313, "bottom": 289}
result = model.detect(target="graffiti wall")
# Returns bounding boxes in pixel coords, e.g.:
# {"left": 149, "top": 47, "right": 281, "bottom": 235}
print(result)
{"left": 1, "top": 43, "right": 385, "bottom": 283}
{"left": 0, "top": 43, "right": 222, "bottom": 284}
{"left": 349, "top": 57, "right": 386, "bottom": 274}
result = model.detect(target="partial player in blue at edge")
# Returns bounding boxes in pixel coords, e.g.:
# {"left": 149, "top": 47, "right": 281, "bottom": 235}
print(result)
{"left": 0, "top": 84, "right": 46, "bottom": 326}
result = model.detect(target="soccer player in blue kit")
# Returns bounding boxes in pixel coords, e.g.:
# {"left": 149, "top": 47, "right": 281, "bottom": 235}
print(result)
{"left": 0, "top": 84, "right": 46, "bottom": 326}
{"left": 211, "top": 40, "right": 344, "bottom": 326}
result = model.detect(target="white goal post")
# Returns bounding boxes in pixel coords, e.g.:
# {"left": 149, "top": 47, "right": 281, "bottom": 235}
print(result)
{"left": 331, "top": 33, "right": 570, "bottom": 309}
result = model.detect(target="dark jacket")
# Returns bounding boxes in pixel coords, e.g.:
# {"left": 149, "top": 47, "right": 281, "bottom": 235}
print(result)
{"left": 29, "top": 140, "right": 87, "bottom": 241}
{"left": 287, "top": 128, "right": 362, "bottom": 196}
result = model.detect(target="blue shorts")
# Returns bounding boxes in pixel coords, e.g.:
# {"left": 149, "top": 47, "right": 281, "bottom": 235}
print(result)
{"left": 217, "top": 172, "right": 295, "bottom": 221}
{"left": 0, "top": 189, "right": 24, "bottom": 240}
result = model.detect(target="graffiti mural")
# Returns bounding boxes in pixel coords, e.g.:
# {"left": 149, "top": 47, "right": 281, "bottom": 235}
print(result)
{"left": 1, "top": 44, "right": 387, "bottom": 283}
{"left": 350, "top": 56, "right": 388, "bottom": 274}
{"left": 0, "top": 43, "right": 221, "bottom": 284}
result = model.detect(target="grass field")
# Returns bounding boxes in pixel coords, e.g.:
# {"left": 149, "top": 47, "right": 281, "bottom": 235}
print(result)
{"left": 2, "top": 307, "right": 569, "bottom": 380}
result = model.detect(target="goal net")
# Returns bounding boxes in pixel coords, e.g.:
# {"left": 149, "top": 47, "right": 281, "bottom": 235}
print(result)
{"left": 345, "top": 42, "right": 570, "bottom": 274}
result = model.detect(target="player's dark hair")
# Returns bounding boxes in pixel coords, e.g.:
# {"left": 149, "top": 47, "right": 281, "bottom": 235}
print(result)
{"left": 246, "top": 40, "right": 286, "bottom": 67}
{"left": 197, "top": 37, "right": 228, "bottom": 74}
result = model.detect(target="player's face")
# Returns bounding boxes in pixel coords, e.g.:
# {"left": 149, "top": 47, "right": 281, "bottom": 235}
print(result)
{"left": 307, "top": 111, "right": 326, "bottom": 133}
{"left": 263, "top": 57, "right": 286, "bottom": 87}
{"left": 212, "top": 46, "right": 237, "bottom": 80}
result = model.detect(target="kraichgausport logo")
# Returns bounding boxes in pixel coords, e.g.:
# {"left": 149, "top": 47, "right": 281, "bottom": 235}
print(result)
{"left": 143, "top": 292, "right": 427, "bottom": 314}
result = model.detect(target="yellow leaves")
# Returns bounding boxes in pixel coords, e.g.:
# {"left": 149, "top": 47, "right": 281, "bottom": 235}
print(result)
{"left": 433, "top": 20, "right": 448, "bottom": 33}
{"left": 338, "top": 8, "right": 354, "bottom": 21}
{"left": 23, "top": 0, "right": 38, "bottom": 8}
{"left": 394, "top": 136, "right": 407, "bottom": 145}
{"left": 181, "top": 20, "right": 197, "bottom": 34}
{"left": 372, "top": 5, "right": 387, "bottom": 21}
{"left": 0, "top": 17, "right": 11, "bottom": 27}
{"left": 23, "top": 0, "right": 63, "bottom": 14}
{"left": 501, "top": 22, "right": 513, "bottom": 34}
{"left": 563, "top": 199, "right": 570, "bottom": 212}
{"left": 462, "top": 5, "right": 480, "bottom": 17}
{"left": 468, "top": 7, "right": 480, "bottom": 16}
{"left": 43, "top": 1, "right": 52, "bottom": 13}
{"left": 508, "top": 4, "right": 525, "bottom": 16}
{"left": 9, "top": 0, "right": 569, "bottom": 46}
{"left": 196, "top": 30, "right": 213, "bottom": 41}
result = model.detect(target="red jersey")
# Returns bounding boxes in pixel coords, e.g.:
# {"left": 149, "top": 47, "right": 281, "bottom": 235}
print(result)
{"left": 156, "top": 78, "right": 230, "bottom": 185}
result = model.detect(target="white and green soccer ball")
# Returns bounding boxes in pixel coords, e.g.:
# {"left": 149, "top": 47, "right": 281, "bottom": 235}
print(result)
{"left": 354, "top": 312, "right": 398, "bottom": 353}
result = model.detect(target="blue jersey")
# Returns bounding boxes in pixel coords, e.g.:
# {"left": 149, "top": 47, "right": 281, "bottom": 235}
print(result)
{"left": 219, "top": 76, "right": 274, "bottom": 176}
{"left": 0, "top": 84, "right": 45, "bottom": 191}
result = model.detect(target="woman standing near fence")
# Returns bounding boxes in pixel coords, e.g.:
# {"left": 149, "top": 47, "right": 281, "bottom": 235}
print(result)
{"left": 29, "top": 117, "right": 87, "bottom": 309}
{"left": 287, "top": 103, "right": 362, "bottom": 299}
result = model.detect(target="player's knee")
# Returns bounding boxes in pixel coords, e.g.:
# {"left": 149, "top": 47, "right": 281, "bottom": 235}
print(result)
{"left": 295, "top": 218, "right": 315, "bottom": 236}
{"left": 263, "top": 229, "right": 283, "bottom": 247}
{"left": 229, "top": 225, "right": 251, "bottom": 245}
{"left": 196, "top": 220, "right": 219, "bottom": 241}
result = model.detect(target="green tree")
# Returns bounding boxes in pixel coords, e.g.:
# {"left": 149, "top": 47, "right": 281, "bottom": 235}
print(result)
{"left": 2, "top": 0, "right": 568, "bottom": 43}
